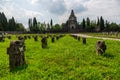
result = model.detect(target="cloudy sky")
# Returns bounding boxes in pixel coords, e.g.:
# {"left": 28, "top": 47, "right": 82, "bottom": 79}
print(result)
{"left": 0, "top": 0, "right": 120, "bottom": 28}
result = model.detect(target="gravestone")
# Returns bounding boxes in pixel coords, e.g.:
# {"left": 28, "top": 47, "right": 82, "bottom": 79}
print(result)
{"left": 0, "top": 37, "right": 5, "bottom": 42}
{"left": 7, "top": 36, "right": 11, "bottom": 39}
{"left": 34, "top": 36, "right": 38, "bottom": 41}
{"left": 7, "top": 40, "right": 26, "bottom": 71}
{"left": 78, "top": 36, "right": 80, "bottom": 41}
{"left": 24, "top": 36, "right": 27, "bottom": 40}
{"left": 96, "top": 40, "right": 106, "bottom": 55}
{"left": 18, "top": 36, "right": 24, "bottom": 40}
{"left": 56, "top": 36, "right": 60, "bottom": 40}
{"left": 51, "top": 37, "right": 55, "bottom": 43}
{"left": 27, "top": 36, "right": 31, "bottom": 39}
{"left": 0, "top": 33, "right": 5, "bottom": 42}
{"left": 41, "top": 37, "right": 47, "bottom": 48}
{"left": 82, "top": 37, "right": 86, "bottom": 44}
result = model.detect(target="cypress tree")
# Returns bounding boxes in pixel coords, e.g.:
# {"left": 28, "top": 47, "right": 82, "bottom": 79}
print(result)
{"left": 82, "top": 18, "right": 86, "bottom": 29}
{"left": 100, "top": 16, "right": 105, "bottom": 31}
{"left": 33, "top": 17, "right": 38, "bottom": 32}
{"left": 86, "top": 17, "right": 90, "bottom": 27}
{"left": 97, "top": 17, "right": 100, "bottom": 26}
{"left": 28, "top": 18, "right": 33, "bottom": 32}
{"left": 50, "top": 19, "right": 53, "bottom": 27}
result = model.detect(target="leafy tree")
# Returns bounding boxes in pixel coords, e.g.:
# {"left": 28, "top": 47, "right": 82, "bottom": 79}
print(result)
{"left": 110, "top": 22, "right": 120, "bottom": 31}
{"left": 104, "top": 20, "right": 110, "bottom": 31}
{"left": 47, "top": 23, "right": 50, "bottom": 31}
{"left": 39, "top": 23, "right": 45, "bottom": 32}
{"left": 51, "top": 24, "right": 62, "bottom": 32}
{"left": 16, "top": 23, "right": 25, "bottom": 31}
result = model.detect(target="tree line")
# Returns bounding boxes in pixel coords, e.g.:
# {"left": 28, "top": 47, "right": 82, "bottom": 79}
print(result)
{"left": 81, "top": 16, "right": 120, "bottom": 32}
{"left": 1, "top": 12, "right": 120, "bottom": 32}
{"left": 28, "top": 16, "right": 120, "bottom": 33}
{"left": 0, "top": 12, "right": 25, "bottom": 31}
{"left": 28, "top": 18, "right": 62, "bottom": 33}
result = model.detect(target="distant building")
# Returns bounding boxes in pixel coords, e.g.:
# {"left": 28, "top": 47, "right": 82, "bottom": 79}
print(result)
{"left": 63, "top": 10, "right": 79, "bottom": 32}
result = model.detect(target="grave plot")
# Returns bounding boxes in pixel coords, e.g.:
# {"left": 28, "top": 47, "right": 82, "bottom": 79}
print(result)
{"left": 0, "top": 34, "right": 120, "bottom": 80}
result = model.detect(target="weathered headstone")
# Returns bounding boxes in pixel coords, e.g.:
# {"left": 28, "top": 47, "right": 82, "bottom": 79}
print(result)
{"left": 82, "top": 37, "right": 86, "bottom": 44}
{"left": 0, "top": 37, "right": 5, "bottom": 42}
{"left": 96, "top": 40, "right": 106, "bottom": 55}
{"left": 34, "top": 36, "right": 38, "bottom": 41}
{"left": 7, "top": 36, "right": 11, "bottom": 39}
{"left": 51, "top": 37, "right": 55, "bottom": 43}
{"left": 18, "top": 36, "right": 24, "bottom": 40}
{"left": 7, "top": 40, "right": 26, "bottom": 71}
{"left": 41, "top": 37, "right": 47, "bottom": 48}
{"left": 56, "top": 36, "right": 60, "bottom": 40}
{"left": 24, "top": 36, "right": 27, "bottom": 40}
{"left": 27, "top": 36, "right": 31, "bottom": 39}
{"left": 78, "top": 36, "right": 80, "bottom": 41}
{"left": 0, "top": 33, "right": 5, "bottom": 42}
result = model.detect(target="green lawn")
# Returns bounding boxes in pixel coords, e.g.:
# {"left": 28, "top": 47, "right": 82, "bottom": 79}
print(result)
{"left": 0, "top": 34, "right": 120, "bottom": 80}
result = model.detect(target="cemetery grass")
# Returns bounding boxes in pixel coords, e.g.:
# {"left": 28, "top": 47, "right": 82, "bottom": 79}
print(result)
{"left": 0, "top": 34, "right": 120, "bottom": 80}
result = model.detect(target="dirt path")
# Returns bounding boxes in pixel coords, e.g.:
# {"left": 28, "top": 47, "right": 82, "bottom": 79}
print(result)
{"left": 72, "top": 34, "right": 120, "bottom": 41}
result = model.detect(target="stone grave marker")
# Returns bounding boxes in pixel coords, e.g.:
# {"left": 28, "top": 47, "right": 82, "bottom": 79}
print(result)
{"left": 7, "top": 40, "right": 26, "bottom": 71}
{"left": 82, "top": 37, "right": 86, "bottom": 44}
{"left": 96, "top": 40, "right": 106, "bottom": 55}
{"left": 41, "top": 37, "right": 47, "bottom": 48}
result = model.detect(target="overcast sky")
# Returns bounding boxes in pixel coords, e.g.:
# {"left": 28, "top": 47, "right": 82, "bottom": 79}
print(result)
{"left": 0, "top": 0, "right": 120, "bottom": 28}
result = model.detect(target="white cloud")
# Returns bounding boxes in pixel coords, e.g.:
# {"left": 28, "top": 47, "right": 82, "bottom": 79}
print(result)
{"left": 30, "top": 0, "right": 39, "bottom": 4}
{"left": 0, "top": 0, "right": 120, "bottom": 28}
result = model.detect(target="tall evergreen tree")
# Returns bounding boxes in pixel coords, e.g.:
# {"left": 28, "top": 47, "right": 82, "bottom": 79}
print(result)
{"left": 33, "top": 17, "right": 38, "bottom": 32}
{"left": 33, "top": 17, "right": 37, "bottom": 27}
{"left": 86, "top": 17, "right": 90, "bottom": 27}
{"left": 100, "top": 16, "right": 105, "bottom": 31}
{"left": 0, "top": 12, "right": 8, "bottom": 31}
{"left": 28, "top": 18, "right": 33, "bottom": 31}
{"left": 50, "top": 19, "right": 53, "bottom": 27}
{"left": 82, "top": 18, "right": 86, "bottom": 29}
{"left": 97, "top": 17, "right": 100, "bottom": 26}
{"left": 8, "top": 17, "right": 16, "bottom": 31}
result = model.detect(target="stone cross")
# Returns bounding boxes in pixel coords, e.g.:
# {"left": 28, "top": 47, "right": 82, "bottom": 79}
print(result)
{"left": 41, "top": 37, "right": 47, "bottom": 48}
{"left": 7, "top": 40, "right": 26, "bottom": 71}
{"left": 0, "top": 37, "right": 4, "bottom": 42}
{"left": 82, "top": 37, "right": 86, "bottom": 44}
{"left": 51, "top": 37, "right": 55, "bottom": 43}
{"left": 96, "top": 40, "right": 106, "bottom": 55}
{"left": 34, "top": 36, "right": 38, "bottom": 41}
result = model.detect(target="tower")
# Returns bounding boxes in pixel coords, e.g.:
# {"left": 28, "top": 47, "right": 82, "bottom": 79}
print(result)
{"left": 66, "top": 10, "right": 78, "bottom": 32}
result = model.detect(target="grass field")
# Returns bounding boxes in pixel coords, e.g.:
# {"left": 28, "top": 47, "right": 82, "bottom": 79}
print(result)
{"left": 0, "top": 34, "right": 120, "bottom": 80}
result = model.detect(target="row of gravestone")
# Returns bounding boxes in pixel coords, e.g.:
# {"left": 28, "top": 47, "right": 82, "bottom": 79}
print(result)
{"left": 17, "top": 34, "right": 65, "bottom": 48}
{"left": 102, "top": 32, "right": 119, "bottom": 37}
{"left": 70, "top": 35, "right": 86, "bottom": 44}
{"left": 0, "top": 35, "right": 12, "bottom": 42}
{"left": 70, "top": 34, "right": 107, "bottom": 55}
{"left": 7, "top": 34, "right": 65, "bottom": 71}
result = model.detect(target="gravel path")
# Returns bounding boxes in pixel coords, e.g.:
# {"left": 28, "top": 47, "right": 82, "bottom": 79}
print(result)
{"left": 72, "top": 34, "right": 120, "bottom": 41}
